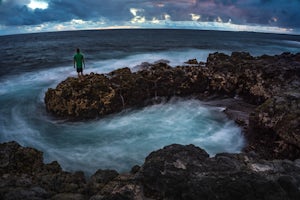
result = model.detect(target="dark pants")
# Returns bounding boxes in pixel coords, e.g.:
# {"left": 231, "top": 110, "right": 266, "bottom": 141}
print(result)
{"left": 76, "top": 67, "right": 83, "bottom": 73}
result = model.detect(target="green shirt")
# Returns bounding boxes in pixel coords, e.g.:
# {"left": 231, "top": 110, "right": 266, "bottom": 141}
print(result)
{"left": 74, "top": 53, "right": 84, "bottom": 68}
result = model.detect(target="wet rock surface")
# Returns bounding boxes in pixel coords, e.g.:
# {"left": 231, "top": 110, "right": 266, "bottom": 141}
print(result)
{"left": 45, "top": 52, "right": 300, "bottom": 160}
{"left": 1, "top": 142, "right": 300, "bottom": 200}
{"left": 45, "top": 52, "right": 300, "bottom": 119}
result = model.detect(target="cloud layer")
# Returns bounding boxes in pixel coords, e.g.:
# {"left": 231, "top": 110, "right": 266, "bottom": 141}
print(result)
{"left": 0, "top": 0, "right": 299, "bottom": 35}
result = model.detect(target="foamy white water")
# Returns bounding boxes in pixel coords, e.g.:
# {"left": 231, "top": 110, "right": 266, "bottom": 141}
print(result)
{"left": 84, "top": 48, "right": 219, "bottom": 74}
{"left": 43, "top": 98, "right": 243, "bottom": 175}
{"left": 0, "top": 50, "right": 244, "bottom": 175}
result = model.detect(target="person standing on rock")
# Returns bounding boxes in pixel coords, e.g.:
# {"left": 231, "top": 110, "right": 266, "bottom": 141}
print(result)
{"left": 74, "top": 48, "right": 85, "bottom": 78}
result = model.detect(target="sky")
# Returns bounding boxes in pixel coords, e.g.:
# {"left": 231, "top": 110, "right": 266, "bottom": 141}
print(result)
{"left": 0, "top": 0, "right": 300, "bottom": 35}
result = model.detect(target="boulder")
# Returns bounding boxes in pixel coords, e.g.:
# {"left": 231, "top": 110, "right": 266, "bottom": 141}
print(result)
{"left": 184, "top": 58, "right": 198, "bottom": 65}
{"left": 0, "top": 141, "right": 87, "bottom": 199}
{"left": 138, "top": 144, "right": 300, "bottom": 200}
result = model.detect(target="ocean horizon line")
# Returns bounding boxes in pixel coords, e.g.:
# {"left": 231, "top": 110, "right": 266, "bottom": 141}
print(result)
{"left": 1, "top": 27, "right": 300, "bottom": 37}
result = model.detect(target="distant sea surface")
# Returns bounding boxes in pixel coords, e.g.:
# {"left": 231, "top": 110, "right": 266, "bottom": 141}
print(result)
{"left": 0, "top": 29, "right": 299, "bottom": 175}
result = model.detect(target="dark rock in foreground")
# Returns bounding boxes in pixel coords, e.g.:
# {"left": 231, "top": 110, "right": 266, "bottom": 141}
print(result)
{"left": 1, "top": 141, "right": 300, "bottom": 200}
{"left": 139, "top": 144, "right": 300, "bottom": 200}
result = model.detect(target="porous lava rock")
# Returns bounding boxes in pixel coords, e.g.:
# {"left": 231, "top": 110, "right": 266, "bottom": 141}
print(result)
{"left": 44, "top": 52, "right": 300, "bottom": 160}
{"left": 138, "top": 144, "right": 300, "bottom": 200}
{"left": 45, "top": 52, "right": 300, "bottom": 119}
{"left": 2, "top": 142, "right": 300, "bottom": 200}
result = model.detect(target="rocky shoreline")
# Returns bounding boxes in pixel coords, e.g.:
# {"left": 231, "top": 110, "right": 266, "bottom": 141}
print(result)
{"left": 45, "top": 51, "right": 300, "bottom": 160}
{"left": 1, "top": 52, "right": 299, "bottom": 199}
{"left": 1, "top": 141, "right": 300, "bottom": 200}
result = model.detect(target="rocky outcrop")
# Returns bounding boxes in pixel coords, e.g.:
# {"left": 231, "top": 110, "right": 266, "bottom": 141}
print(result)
{"left": 44, "top": 52, "right": 300, "bottom": 160}
{"left": 2, "top": 141, "right": 300, "bottom": 200}
{"left": 205, "top": 52, "right": 299, "bottom": 104}
{"left": 44, "top": 64, "right": 210, "bottom": 119}
{"left": 139, "top": 144, "right": 300, "bottom": 200}
{"left": 45, "top": 52, "right": 300, "bottom": 120}
{"left": 246, "top": 93, "right": 300, "bottom": 160}
{"left": 0, "top": 141, "right": 123, "bottom": 200}
{"left": 0, "top": 141, "right": 89, "bottom": 200}
{"left": 204, "top": 52, "right": 300, "bottom": 160}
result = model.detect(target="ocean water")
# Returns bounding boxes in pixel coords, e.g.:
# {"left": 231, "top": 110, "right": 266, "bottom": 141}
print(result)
{"left": 0, "top": 29, "right": 299, "bottom": 175}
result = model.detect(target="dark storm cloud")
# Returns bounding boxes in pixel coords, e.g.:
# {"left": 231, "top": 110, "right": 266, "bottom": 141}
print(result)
{"left": 154, "top": 0, "right": 300, "bottom": 28}
{"left": 226, "top": 0, "right": 300, "bottom": 28}
{"left": 0, "top": 0, "right": 133, "bottom": 26}
{"left": 0, "top": 0, "right": 299, "bottom": 29}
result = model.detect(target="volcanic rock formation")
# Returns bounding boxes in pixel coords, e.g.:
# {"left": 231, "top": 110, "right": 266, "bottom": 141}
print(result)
{"left": 45, "top": 52, "right": 300, "bottom": 160}
{"left": 1, "top": 141, "right": 300, "bottom": 200}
